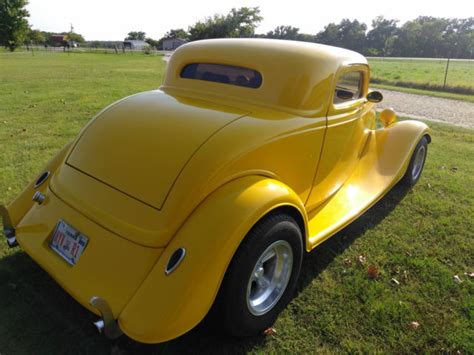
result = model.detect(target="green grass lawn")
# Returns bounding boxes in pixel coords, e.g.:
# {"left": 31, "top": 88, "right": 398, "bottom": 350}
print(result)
{"left": 1, "top": 52, "right": 473, "bottom": 354}
{"left": 369, "top": 58, "right": 474, "bottom": 97}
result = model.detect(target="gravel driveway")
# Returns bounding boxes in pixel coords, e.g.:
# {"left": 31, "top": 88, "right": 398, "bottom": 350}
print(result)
{"left": 376, "top": 89, "right": 474, "bottom": 128}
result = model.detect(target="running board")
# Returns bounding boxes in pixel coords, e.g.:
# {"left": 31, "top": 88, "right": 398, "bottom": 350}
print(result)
{"left": 306, "top": 123, "right": 425, "bottom": 250}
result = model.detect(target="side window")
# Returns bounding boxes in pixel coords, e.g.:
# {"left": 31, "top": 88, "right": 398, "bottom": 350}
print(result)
{"left": 334, "top": 71, "right": 363, "bottom": 104}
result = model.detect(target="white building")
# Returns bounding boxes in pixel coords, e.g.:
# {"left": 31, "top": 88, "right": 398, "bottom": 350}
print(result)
{"left": 123, "top": 40, "right": 149, "bottom": 50}
{"left": 163, "top": 38, "right": 187, "bottom": 51}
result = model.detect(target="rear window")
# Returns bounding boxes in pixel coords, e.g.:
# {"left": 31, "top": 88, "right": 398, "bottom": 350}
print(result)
{"left": 180, "top": 63, "right": 262, "bottom": 89}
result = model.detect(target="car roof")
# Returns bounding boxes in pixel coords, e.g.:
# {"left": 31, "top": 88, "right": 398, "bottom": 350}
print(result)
{"left": 162, "top": 38, "right": 368, "bottom": 117}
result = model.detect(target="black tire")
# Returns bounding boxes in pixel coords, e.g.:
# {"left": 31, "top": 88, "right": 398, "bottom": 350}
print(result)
{"left": 213, "top": 213, "right": 303, "bottom": 337}
{"left": 402, "top": 136, "right": 429, "bottom": 187}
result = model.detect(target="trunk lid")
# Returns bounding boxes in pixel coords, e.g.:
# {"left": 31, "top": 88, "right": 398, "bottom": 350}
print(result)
{"left": 67, "top": 90, "right": 246, "bottom": 210}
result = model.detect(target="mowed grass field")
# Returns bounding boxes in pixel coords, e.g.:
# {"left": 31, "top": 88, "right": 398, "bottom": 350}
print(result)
{"left": 0, "top": 52, "right": 473, "bottom": 354}
{"left": 369, "top": 58, "right": 474, "bottom": 100}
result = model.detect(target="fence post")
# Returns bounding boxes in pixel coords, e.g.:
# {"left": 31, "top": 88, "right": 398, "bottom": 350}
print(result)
{"left": 443, "top": 58, "right": 450, "bottom": 90}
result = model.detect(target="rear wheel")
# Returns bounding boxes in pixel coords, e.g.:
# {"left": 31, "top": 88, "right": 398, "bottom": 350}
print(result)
{"left": 214, "top": 213, "right": 303, "bottom": 337}
{"left": 402, "top": 136, "right": 429, "bottom": 187}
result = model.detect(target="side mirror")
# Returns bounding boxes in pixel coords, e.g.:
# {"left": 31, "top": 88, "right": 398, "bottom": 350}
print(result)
{"left": 367, "top": 91, "right": 383, "bottom": 103}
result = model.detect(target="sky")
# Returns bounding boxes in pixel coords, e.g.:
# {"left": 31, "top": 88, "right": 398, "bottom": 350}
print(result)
{"left": 27, "top": 0, "right": 473, "bottom": 41}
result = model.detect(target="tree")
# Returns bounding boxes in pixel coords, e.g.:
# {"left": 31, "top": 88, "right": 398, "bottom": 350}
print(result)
{"left": 26, "top": 28, "right": 45, "bottom": 44}
{"left": 0, "top": 0, "right": 30, "bottom": 51}
{"left": 316, "top": 19, "right": 368, "bottom": 52}
{"left": 296, "top": 33, "right": 315, "bottom": 42}
{"left": 126, "top": 31, "right": 146, "bottom": 40}
{"left": 188, "top": 7, "right": 262, "bottom": 41}
{"left": 163, "top": 28, "right": 188, "bottom": 40}
{"left": 388, "top": 17, "right": 459, "bottom": 58}
{"left": 447, "top": 18, "right": 474, "bottom": 59}
{"left": 145, "top": 37, "right": 159, "bottom": 48}
{"left": 265, "top": 25, "right": 314, "bottom": 42}
{"left": 366, "top": 16, "right": 398, "bottom": 56}
{"left": 226, "top": 7, "right": 262, "bottom": 38}
{"left": 314, "top": 23, "right": 339, "bottom": 45}
{"left": 266, "top": 25, "right": 300, "bottom": 40}
{"left": 65, "top": 32, "right": 85, "bottom": 44}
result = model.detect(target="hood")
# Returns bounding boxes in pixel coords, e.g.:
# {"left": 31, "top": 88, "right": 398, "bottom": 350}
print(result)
{"left": 67, "top": 90, "right": 247, "bottom": 210}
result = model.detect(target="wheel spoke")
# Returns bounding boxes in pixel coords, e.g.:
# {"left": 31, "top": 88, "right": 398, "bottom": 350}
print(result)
{"left": 257, "top": 275, "right": 271, "bottom": 289}
{"left": 261, "top": 248, "right": 276, "bottom": 263}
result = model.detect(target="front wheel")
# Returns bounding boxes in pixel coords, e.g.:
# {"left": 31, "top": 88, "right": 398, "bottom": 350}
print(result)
{"left": 213, "top": 213, "right": 303, "bottom": 337}
{"left": 402, "top": 136, "right": 429, "bottom": 187}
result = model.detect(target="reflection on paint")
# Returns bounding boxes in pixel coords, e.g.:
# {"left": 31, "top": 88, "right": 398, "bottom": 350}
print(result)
{"left": 346, "top": 184, "right": 359, "bottom": 206}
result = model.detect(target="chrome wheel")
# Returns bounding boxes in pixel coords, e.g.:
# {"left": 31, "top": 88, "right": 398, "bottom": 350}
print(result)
{"left": 411, "top": 145, "right": 426, "bottom": 181}
{"left": 246, "top": 240, "right": 293, "bottom": 316}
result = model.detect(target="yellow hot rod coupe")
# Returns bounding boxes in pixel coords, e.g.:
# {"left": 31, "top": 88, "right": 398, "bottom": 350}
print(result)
{"left": 1, "top": 39, "right": 430, "bottom": 343}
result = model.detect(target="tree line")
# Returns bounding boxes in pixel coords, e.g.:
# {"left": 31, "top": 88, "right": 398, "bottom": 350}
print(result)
{"left": 1, "top": 1, "right": 473, "bottom": 59}
{"left": 152, "top": 8, "right": 473, "bottom": 59}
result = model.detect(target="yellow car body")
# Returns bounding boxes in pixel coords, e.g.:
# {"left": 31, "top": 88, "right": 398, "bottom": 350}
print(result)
{"left": 1, "top": 39, "right": 430, "bottom": 343}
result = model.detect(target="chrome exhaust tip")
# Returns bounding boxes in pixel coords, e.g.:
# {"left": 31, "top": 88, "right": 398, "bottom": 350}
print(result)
{"left": 93, "top": 319, "right": 105, "bottom": 333}
{"left": 90, "top": 296, "right": 123, "bottom": 339}
{"left": 4, "top": 228, "right": 18, "bottom": 248}
{"left": 1, "top": 205, "right": 17, "bottom": 248}
{"left": 6, "top": 235, "right": 18, "bottom": 248}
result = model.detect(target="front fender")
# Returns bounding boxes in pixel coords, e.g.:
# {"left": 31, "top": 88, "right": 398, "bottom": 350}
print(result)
{"left": 373, "top": 119, "right": 431, "bottom": 180}
{"left": 118, "top": 175, "right": 307, "bottom": 343}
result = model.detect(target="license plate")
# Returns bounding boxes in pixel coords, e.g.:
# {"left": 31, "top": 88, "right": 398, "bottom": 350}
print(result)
{"left": 50, "top": 220, "right": 89, "bottom": 266}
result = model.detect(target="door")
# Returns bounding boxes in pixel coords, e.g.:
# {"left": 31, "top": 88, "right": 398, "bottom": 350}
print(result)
{"left": 306, "top": 65, "right": 370, "bottom": 210}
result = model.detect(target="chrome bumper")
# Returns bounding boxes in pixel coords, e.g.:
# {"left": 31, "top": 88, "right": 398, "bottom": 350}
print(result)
{"left": 0, "top": 205, "right": 18, "bottom": 248}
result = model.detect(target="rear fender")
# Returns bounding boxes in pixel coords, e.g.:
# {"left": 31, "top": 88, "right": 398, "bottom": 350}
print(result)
{"left": 118, "top": 175, "right": 307, "bottom": 343}
{"left": 1, "top": 142, "right": 73, "bottom": 229}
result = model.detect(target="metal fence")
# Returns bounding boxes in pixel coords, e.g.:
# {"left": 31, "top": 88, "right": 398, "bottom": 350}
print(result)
{"left": 3, "top": 47, "right": 473, "bottom": 95}
{"left": 9, "top": 44, "right": 170, "bottom": 56}
{"left": 367, "top": 57, "right": 474, "bottom": 94}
